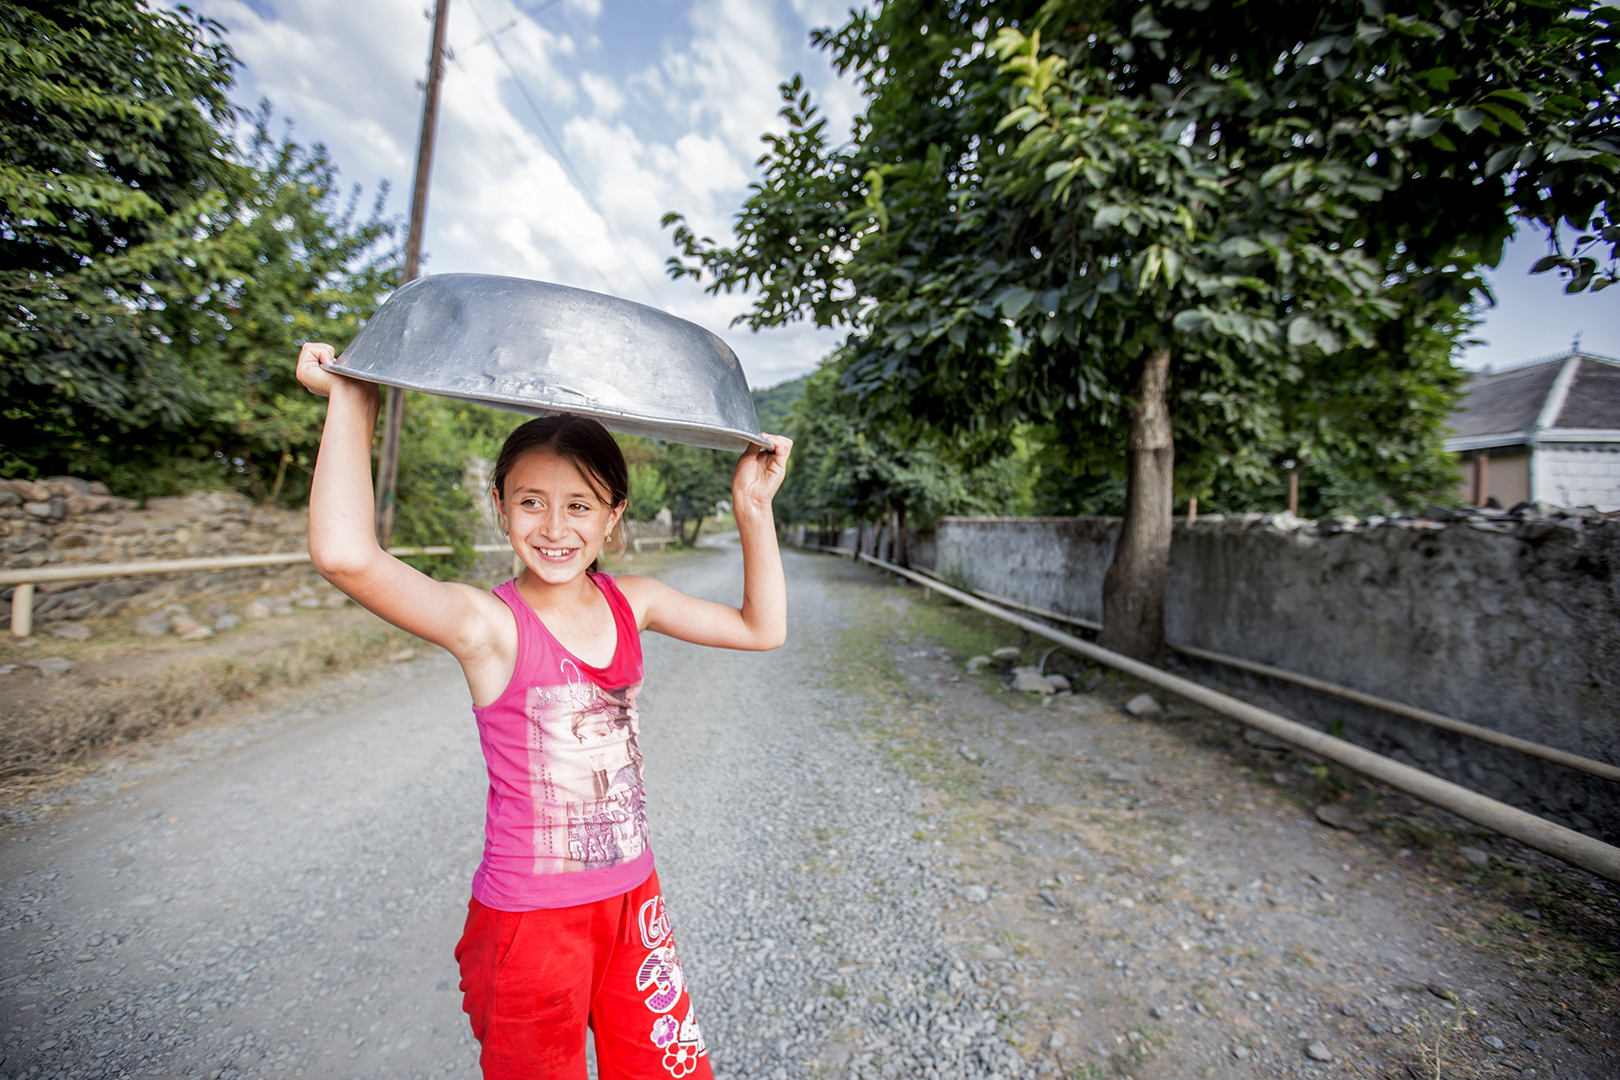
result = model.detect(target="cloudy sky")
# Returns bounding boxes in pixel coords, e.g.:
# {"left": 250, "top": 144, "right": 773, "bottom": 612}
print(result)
{"left": 199, "top": 0, "right": 1615, "bottom": 387}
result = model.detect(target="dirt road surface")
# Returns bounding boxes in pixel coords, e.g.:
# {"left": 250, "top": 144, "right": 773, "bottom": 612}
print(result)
{"left": 1, "top": 543, "right": 1613, "bottom": 1080}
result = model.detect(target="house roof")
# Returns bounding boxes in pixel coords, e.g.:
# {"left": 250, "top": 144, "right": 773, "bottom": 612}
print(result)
{"left": 1445, "top": 352, "right": 1620, "bottom": 452}
{"left": 1559, "top": 354, "right": 1620, "bottom": 428}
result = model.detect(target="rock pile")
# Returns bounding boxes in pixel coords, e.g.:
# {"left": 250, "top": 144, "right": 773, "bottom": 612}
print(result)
{"left": 1, "top": 476, "right": 314, "bottom": 627}
{"left": 118, "top": 585, "right": 349, "bottom": 641}
{"left": 1194, "top": 501, "right": 1617, "bottom": 542}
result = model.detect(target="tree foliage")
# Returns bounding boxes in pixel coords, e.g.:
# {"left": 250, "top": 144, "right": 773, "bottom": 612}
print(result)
{"left": 666, "top": 0, "right": 1619, "bottom": 655}
{"left": 1, "top": 0, "right": 508, "bottom": 574}
{"left": 1, "top": 0, "right": 238, "bottom": 463}
{"left": 665, "top": 0, "right": 1620, "bottom": 497}
{"left": 615, "top": 434, "right": 670, "bottom": 523}
{"left": 661, "top": 443, "right": 732, "bottom": 546}
{"left": 777, "top": 359, "right": 1031, "bottom": 529}
{"left": 5, "top": 88, "right": 407, "bottom": 503}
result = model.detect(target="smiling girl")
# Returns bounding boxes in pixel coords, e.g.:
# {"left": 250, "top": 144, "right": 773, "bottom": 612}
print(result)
{"left": 296, "top": 342, "right": 791, "bottom": 1080}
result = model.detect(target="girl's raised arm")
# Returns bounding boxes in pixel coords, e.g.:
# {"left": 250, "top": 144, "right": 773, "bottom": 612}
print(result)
{"left": 298, "top": 343, "right": 507, "bottom": 664}
{"left": 619, "top": 436, "right": 793, "bottom": 651}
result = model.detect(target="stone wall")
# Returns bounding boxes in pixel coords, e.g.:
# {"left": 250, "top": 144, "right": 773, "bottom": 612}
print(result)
{"left": 930, "top": 512, "right": 1620, "bottom": 842}
{"left": 1, "top": 477, "right": 318, "bottom": 626}
{"left": 793, "top": 523, "right": 937, "bottom": 569}
{"left": 794, "top": 511, "right": 1620, "bottom": 842}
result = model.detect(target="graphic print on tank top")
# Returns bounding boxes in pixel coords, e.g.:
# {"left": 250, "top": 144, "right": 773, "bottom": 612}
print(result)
{"left": 526, "top": 660, "right": 649, "bottom": 870}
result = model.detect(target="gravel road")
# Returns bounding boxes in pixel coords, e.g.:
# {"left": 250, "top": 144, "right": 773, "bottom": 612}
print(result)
{"left": 0, "top": 543, "right": 1018, "bottom": 1080}
{"left": 1, "top": 542, "right": 1613, "bottom": 1080}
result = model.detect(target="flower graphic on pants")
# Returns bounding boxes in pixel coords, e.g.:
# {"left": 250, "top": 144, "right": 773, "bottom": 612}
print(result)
{"left": 650, "top": 1014, "right": 679, "bottom": 1049}
{"left": 663, "top": 1041, "right": 699, "bottom": 1077}
{"left": 658, "top": 1004, "right": 706, "bottom": 1078}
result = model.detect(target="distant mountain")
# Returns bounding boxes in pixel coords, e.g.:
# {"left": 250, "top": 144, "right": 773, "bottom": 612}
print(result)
{"left": 752, "top": 375, "right": 808, "bottom": 435}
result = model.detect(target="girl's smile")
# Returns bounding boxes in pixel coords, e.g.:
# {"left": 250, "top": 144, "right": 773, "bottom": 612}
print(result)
{"left": 497, "top": 448, "right": 624, "bottom": 583}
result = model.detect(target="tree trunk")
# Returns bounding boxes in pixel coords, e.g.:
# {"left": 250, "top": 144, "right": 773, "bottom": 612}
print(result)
{"left": 1100, "top": 345, "right": 1174, "bottom": 665}
{"left": 895, "top": 504, "right": 908, "bottom": 567}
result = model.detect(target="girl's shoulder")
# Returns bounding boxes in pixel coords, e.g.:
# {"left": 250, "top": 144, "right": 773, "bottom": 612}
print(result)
{"left": 602, "top": 572, "right": 656, "bottom": 605}
{"left": 605, "top": 573, "right": 671, "bottom": 631}
{"left": 465, "top": 580, "right": 525, "bottom": 639}
{"left": 604, "top": 571, "right": 665, "bottom": 595}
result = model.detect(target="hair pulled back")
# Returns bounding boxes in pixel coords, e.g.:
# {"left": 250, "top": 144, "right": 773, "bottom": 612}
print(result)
{"left": 492, "top": 413, "right": 628, "bottom": 511}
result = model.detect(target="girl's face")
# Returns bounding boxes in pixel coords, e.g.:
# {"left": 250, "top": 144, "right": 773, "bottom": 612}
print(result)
{"left": 496, "top": 448, "right": 624, "bottom": 586}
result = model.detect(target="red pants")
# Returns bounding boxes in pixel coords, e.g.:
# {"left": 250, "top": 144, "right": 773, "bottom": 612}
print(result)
{"left": 456, "top": 870, "right": 714, "bottom": 1080}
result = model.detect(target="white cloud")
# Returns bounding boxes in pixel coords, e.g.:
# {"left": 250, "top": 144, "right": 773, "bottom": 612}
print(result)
{"left": 187, "top": 0, "right": 853, "bottom": 387}
{"left": 578, "top": 71, "right": 624, "bottom": 116}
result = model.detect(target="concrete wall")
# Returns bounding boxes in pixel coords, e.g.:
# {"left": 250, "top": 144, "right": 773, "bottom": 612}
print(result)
{"left": 793, "top": 524, "right": 937, "bottom": 570}
{"left": 1540, "top": 445, "right": 1620, "bottom": 512}
{"left": 923, "top": 513, "right": 1620, "bottom": 842}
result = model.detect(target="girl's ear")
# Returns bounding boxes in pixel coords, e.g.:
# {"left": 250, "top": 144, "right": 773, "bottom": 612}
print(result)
{"left": 491, "top": 487, "right": 508, "bottom": 534}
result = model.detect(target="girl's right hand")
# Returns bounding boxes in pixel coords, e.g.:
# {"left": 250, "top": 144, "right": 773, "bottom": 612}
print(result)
{"left": 296, "top": 342, "right": 340, "bottom": 397}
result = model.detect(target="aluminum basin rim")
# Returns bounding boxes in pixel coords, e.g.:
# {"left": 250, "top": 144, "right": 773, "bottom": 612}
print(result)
{"left": 319, "top": 361, "right": 771, "bottom": 449}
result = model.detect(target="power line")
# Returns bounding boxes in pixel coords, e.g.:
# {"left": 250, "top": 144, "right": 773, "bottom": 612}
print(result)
{"left": 463, "top": 0, "right": 662, "bottom": 306}
{"left": 446, "top": 47, "right": 623, "bottom": 297}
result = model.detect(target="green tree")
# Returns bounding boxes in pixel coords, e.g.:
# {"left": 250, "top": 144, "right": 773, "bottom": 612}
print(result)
{"left": 0, "top": 0, "right": 409, "bottom": 504}
{"left": 0, "top": 0, "right": 505, "bottom": 577}
{"left": 155, "top": 111, "right": 405, "bottom": 505}
{"left": 662, "top": 443, "right": 731, "bottom": 546}
{"left": 7, "top": 106, "right": 406, "bottom": 503}
{"left": 1, "top": 0, "right": 238, "bottom": 465}
{"left": 667, "top": 0, "right": 1618, "bottom": 661}
{"left": 617, "top": 434, "right": 669, "bottom": 522}
{"left": 751, "top": 375, "right": 808, "bottom": 433}
{"left": 778, "top": 359, "right": 1030, "bottom": 546}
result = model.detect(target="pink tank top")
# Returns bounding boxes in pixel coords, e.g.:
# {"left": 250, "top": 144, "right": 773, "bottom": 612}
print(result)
{"left": 470, "top": 573, "right": 654, "bottom": 911}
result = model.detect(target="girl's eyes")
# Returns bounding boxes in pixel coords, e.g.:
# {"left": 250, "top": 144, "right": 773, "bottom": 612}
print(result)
{"left": 518, "top": 499, "right": 596, "bottom": 512}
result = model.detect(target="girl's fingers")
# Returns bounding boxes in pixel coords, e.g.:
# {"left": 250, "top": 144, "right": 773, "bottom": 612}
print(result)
{"left": 765, "top": 434, "right": 792, "bottom": 477}
{"left": 735, "top": 434, "right": 791, "bottom": 501}
{"left": 296, "top": 342, "right": 339, "bottom": 397}
{"left": 761, "top": 433, "right": 792, "bottom": 462}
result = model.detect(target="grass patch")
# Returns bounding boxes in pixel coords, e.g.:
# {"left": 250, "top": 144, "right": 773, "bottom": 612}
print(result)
{"left": 1, "top": 618, "right": 413, "bottom": 804}
{"left": 825, "top": 561, "right": 1620, "bottom": 1069}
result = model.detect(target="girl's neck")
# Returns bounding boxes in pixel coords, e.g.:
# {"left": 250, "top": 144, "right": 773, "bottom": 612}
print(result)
{"left": 514, "top": 568, "right": 599, "bottom": 615}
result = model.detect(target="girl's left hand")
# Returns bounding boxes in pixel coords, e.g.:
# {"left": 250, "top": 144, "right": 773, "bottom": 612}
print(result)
{"left": 732, "top": 434, "right": 793, "bottom": 515}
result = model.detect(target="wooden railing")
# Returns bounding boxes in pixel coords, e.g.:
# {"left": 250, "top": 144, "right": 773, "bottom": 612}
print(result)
{"left": 4, "top": 544, "right": 511, "bottom": 637}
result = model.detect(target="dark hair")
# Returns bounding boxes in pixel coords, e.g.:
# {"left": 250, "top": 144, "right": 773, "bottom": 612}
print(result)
{"left": 492, "top": 415, "right": 628, "bottom": 572}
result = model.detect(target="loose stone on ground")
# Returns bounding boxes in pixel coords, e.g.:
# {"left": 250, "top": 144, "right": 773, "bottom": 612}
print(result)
{"left": 0, "top": 545, "right": 1614, "bottom": 1080}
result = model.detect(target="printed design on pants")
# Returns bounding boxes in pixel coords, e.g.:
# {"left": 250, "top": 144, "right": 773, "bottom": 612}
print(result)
{"left": 654, "top": 1003, "right": 706, "bottom": 1077}
{"left": 639, "top": 895, "right": 671, "bottom": 949}
{"left": 636, "top": 943, "right": 685, "bottom": 1013}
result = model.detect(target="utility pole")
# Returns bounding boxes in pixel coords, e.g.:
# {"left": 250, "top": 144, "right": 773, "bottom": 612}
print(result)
{"left": 375, "top": 0, "right": 451, "bottom": 547}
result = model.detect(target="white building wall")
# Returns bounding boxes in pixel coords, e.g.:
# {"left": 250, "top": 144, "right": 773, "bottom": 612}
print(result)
{"left": 1538, "top": 446, "right": 1620, "bottom": 511}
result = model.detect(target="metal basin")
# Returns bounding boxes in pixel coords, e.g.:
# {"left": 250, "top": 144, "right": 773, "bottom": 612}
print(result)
{"left": 328, "top": 274, "right": 765, "bottom": 451}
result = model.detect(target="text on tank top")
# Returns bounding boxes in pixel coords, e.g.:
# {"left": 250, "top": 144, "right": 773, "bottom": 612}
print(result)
{"left": 469, "top": 574, "right": 653, "bottom": 911}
